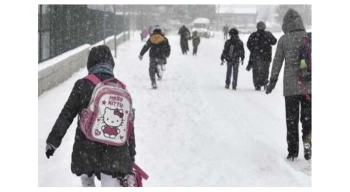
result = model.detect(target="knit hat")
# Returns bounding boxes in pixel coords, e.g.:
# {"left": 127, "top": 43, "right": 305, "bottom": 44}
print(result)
{"left": 229, "top": 28, "right": 239, "bottom": 36}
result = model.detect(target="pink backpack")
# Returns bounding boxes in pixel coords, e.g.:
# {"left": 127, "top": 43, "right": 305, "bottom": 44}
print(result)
{"left": 79, "top": 74, "right": 133, "bottom": 146}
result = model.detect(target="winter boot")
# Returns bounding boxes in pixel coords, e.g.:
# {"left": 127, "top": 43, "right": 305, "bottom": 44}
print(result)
{"left": 152, "top": 82, "right": 157, "bottom": 89}
{"left": 225, "top": 84, "right": 229, "bottom": 89}
{"left": 287, "top": 153, "right": 298, "bottom": 161}
{"left": 303, "top": 134, "right": 312, "bottom": 160}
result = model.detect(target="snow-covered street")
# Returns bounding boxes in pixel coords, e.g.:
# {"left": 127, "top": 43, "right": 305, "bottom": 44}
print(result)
{"left": 38, "top": 32, "right": 311, "bottom": 187}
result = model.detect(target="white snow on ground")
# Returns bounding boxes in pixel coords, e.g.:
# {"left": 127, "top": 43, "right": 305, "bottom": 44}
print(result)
{"left": 38, "top": 32, "right": 311, "bottom": 187}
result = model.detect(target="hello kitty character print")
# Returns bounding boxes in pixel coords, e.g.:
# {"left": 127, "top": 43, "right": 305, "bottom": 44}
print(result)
{"left": 101, "top": 108, "right": 124, "bottom": 138}
{"left": 79, "top": 74, "right": 133, "bottom": 146}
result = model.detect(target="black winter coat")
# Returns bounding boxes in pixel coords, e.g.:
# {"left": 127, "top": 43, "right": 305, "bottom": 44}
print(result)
{"left": 46, "top": 72, "right": 136, "bottom": 179}
{"left": 192, "top": 35, "right": 200, "bottom": 47}
{"left": 221, "top": 35, "right": 245, "bottom": 62}
{"left": 178, "top": 26, "right": 191, "bottom": 50}
{"left": 247, "top": 30, "right": 277, "bottom": 62}
{"left": 178, "top": 26, "right": 191, "bottom": 39}
{"left": 140, "top": 32, "right": 171, "bottom": 60}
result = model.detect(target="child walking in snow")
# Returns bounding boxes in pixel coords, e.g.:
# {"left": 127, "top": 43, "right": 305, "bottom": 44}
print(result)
{"left": 220, "top": 28, "right": 245, "bottom": 90}
{"left": 192, "top": 31, "right": 201, "bottom": 55}
{"left": 45, "top": 45, "right": 137, "bottom": 187}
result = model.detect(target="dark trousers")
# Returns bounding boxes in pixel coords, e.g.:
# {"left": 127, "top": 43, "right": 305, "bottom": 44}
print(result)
{"left": 180, "top": 38, "right": 189, "bottom": 54}
{"left": 193, "top": 45, "right": 198, "bottom": 55}
{"left": 285, "top": 94, "right": 312, "bottom": 156}
{"left": 149, "top": 58, "right": 165, "bottom": 84}
{"left": 252, "top": 60, "right": 270, "bottom": 89}
{"left": 225, "top": 60, "right": 239, "bottom": 88}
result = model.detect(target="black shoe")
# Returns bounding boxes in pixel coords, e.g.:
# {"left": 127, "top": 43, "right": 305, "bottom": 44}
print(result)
{"left": 287, "top": 153, "right": 298, "bottom": 161}
{"left": 225, "top": 85, "right": 229, "bottom": 89}
{"left": 232, "top": 86, "right": 236, "bottom": 90}
{"left": 255, "top": 87, "right": 261, "bottom": 91}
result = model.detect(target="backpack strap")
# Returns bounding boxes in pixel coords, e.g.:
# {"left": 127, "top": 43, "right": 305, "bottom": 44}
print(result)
{"left": 102, "top": 78, "right": 127, "bottom": 89}
{"left": 85, "top": 74, "right": 127, "bottom": 89}
{"left": 85, "top": 74, "right": 101, "bottom": 85}
{"left": 132, "top": 163, "right": 149, "bottom": 180}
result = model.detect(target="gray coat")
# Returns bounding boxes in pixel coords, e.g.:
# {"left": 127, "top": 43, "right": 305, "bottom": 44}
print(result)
{"left": 269, "top": 9, "right": 311, "bottom": 96}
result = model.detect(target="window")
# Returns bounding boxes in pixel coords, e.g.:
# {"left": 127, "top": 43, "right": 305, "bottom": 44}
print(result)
{"left": 193, "top": 23, "right": 207, "bottom": 28}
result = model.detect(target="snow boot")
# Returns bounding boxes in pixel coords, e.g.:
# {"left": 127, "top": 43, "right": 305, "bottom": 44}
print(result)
{"left": 303, "top": 134, "right": 312, "bottom": 160}
{"left": 152, "top": 82, "right": 157, "bottom": 89}
{"left": 287, "top": 153, "right": 298, "bottom": 161}
{"left": 225, "top": 84, "right": 229, "bottom": 89}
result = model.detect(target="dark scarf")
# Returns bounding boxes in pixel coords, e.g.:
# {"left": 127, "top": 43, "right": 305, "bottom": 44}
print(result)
{"left": 88, "top": 64, "right": 114, "bottom": 76}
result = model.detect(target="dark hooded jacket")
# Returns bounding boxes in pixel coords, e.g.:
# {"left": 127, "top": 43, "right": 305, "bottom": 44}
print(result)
{"left": 247, "top": 28, "right": 277, "bottom": 62}
{"left": 221, "top": 34, "right": 245, "bottom": 62}
{"left": 178, "top": 25, "right": 191, "bottom": 51}
{"left": 140, "top": 31, "right": 171, "bottom": 60}
{"left": 269, "top": 9, "right": 311, "bottom": 96}
{"left": 46, "top": 45, "right": 136, "bottom": 179}
{"left": 178, "top": 25, "right": 191, "bottom": 39}
{"left": 192, "top": 33, "right": 201, "bottom": 47}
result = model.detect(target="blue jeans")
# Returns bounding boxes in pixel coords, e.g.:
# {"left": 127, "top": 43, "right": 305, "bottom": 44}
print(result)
{"left": 225, "top": 60, "right": 239, "bottom": 88}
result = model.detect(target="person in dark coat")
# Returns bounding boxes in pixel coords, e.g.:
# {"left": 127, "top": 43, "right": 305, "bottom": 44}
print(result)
{"left": 220, "top": 28, "right": 245, "bottom": 90}
{"left": 139, "top": 25, "right": 171, "bottom": 89}
{"left": 265, "top": 9, "right": 312, "bottom": 161}
{"left": 178, "top": 25, "right": 191, "bottom": 54}
{"left": 45, "top": 45, "right": 137, "bottom": 187}
{"left": 223, "top": 24, "right": 229, "bottom": 40}
{"left": 247, "top": 21, "right": 277, "bottom": 91}
{"left": 192, "top": 31, "right": 201, "bottom": 55}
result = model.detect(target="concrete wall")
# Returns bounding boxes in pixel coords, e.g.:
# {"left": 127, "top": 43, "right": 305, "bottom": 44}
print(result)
{"left": 38, "top": 33, "right": 129, "bottom": 96}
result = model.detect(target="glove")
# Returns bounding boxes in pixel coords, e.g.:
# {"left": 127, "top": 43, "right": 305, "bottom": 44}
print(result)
{"left": 138, "top": 55, "right": 143, "bottom": 60}
{"left": 45, "top": 143, "right": 56, "bottom": 159}
{"left": 266, "top": 79, "right": 277, "bottom": 94}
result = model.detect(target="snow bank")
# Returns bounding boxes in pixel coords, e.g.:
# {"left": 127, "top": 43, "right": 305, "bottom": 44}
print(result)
{"left": 38, "top": 44, "right": 90, "bottom": 72}
{"left": 38, "top": 32, "right": 130, "bottom": 96}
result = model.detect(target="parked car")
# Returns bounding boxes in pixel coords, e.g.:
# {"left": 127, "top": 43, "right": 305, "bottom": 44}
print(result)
{"left": 192, "top": 18, "right": 212, "bottom": 38}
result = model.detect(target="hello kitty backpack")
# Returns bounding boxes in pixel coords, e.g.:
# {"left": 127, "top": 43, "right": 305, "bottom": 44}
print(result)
{"left": 79, "top": 74, "right": 134, "bottom": 146}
